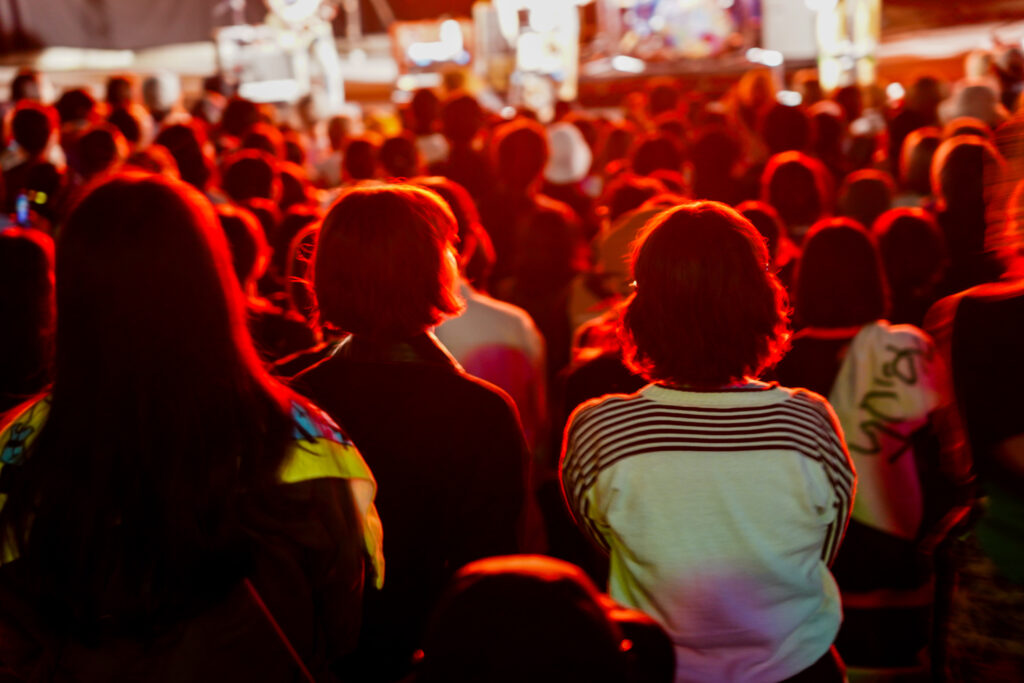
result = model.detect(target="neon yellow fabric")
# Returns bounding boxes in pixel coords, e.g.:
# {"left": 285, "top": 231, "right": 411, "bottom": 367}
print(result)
{"left": 0, "top": 396, "right": 384, "bottom": 588}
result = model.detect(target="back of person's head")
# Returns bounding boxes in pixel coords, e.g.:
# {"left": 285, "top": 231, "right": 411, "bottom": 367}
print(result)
{"left": 313, "top": 184, "right": 462, "bottom": 339}
{"left": 273, "top": 204, "right": 319, "bottom": 277}
{"left": 0, "top": 228, "right": 54, "bottom": 408}
{"left": 283, "top": 131, "right": 307, "bottom": 166}
{"left": 414, "top": 176, "right": 482, "bottom": 258}
{"left": 494, "top": 118, "right": 548, "bottom": 189}
{"left": 736, "top": 200, "right": 784, "bottom": 263}
{"left": 106, "top": 106, "right": 142, "bottom": 146}
{"left": 342, "top": 136, "right": 381, "bottom": 181}
{"left": 141, "top": 72, "right": 181, "bottom": 121}
{"left": 513, "top": 203, "right": 584, "bottom": 290}
{"left": 415, "top": 555, "right": 633, "bottom": 683}
{"left": 833, "top": 84, "right": 863, "bottom": 122}
{"left": 931, "top": 134, "right": 1004, "bottom": 210}
{"left": 221, "top": 96, "right": 263, "bottom": 139}
{"left": 873, "top": 208, "right": 947, "bottom": 310}
{"left": 809, "top": 100, "right": 845, "bottom": 158}
{"left": 631, "top": 133, "right": 683, "bottom": 176}
{"left": 217, "top": 204, "right": 269, "bottom": 289}
{"left": 793, "top": 217, "right": 888, "bottom": 328}
{"left": 761, "top": 103, "right": 810, "bottom": 154}
{"left": 155, "top": 122, "right": 212, "bottom": 190}
{"left": 279, "top": 161, "right": 313, "bottom": 210}
{"left": 601, "top": 174, "right": 665, "bottom": 224}
{"left": 54, "top": 88, "right": 96, "bottom": 126}
{"left": 942, "top": 116, "right": 992, "bottom": 141}
{"left": 761, "top": 151, "right": 831, "bottom": 236}
{"left": 11, "top": 102, "right": 57, "bottom": 156}
{"left": 241, "top": 122, "right": 286, "bottom": 158}
{"left": 646, "top": 79, "right": 681, "bottom": 118}
{"left": 326, "top": 114, "right": 352, "bottom": 151}
{"left": 603, "top": 121, "right": 636, "bottom": 163}
{"left": 222, "top": 149, "right": 280, "bottom": 202}
{"left": 380, "top": 135, "right": 423, "bottom": 179}
{"left": 10, "top": 69, "right": 42, "bottom": 103}
{"left": 838, "top": 169, "right": 896, "bottom": 229}
{"left": 0, "top": 173, "right": 299, "bottom": 628}
{"left": 899, "top": 127, "right": 941, "bottom": 195}
{"left": 125, "top": 144, "right": 180, "bottom": 178}
{"left": 441, "top": 92, "right": 483, "bottom": 145}
{"left": 105, "top": 75, "right": 135, "bottom": 108}
{"left": 622, "top": 201, "right": 789, "bottom": 387}
{"left": 409, "top": 88, "right": 441, "bottom": 134}
{"left": 73, "top": 124, "right": 127, "bottom": 179}
{"left": 905, "top": 74, "right": 943, "bottom": 119}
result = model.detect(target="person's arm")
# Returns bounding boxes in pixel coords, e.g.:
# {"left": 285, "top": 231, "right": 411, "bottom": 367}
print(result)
{"left": 813, "top": 398, "right": 856, "bottom": 567}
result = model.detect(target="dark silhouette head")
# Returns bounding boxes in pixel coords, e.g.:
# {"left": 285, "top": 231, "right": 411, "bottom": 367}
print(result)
{"left": 793, "top": 218, "right": 889, "bottom": 328}
{"left": 838, "top": 169, "right": 896, "bottom": 230}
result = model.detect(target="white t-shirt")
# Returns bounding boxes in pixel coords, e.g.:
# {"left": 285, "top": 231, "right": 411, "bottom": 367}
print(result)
{"left": 561, "top": 383, "right": 855, "bottom": 683}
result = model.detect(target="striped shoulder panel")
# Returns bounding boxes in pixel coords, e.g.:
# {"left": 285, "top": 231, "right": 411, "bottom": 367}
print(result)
{"left": 786, "top": 390, "right": 856, "bottom": 565}
{"left": 281, "top": 401, "right": 385, "bottom": 588}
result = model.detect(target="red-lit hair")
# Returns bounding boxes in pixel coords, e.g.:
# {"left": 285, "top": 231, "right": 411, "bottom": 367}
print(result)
{"left": 621, "top": 201, "right": 790, "bottom": 388}
{"left": 313, "top": 184, "right": 463, "bottom": 339}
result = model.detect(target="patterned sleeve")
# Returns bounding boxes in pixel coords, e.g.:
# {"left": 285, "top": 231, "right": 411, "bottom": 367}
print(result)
{"left": 282, "top": 400, "right": 385, "bottom": 589}
{"left": 809, "top": 396, "right": 857, "bottom": 566}
{"left": 559, "top": 401, "right": 612, "bottom": 553}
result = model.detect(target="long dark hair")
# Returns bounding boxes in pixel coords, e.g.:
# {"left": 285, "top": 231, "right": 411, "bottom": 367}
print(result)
{"left": 0, "top": 173, "right": 296, "bottom": 632}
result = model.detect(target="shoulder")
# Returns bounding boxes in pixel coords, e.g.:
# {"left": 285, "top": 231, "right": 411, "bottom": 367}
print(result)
{"left": 566, "top": 389, "right": 651, "bottom": 437}
{"left": 776, "top": 385, "right": 844, "bottom": 433}
{"left": 280, "top": 400, "right": 371, "bottom": 485}
{"left": 0, "top": 395, "right": 51, "bottom": 468}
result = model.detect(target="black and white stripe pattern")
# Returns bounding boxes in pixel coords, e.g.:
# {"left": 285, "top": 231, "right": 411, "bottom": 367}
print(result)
{"left": 560, "top": 388, "right": 855, "bottom": 564}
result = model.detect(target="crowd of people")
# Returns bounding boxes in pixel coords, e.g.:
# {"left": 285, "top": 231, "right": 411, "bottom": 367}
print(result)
{"left": 0, "top": 42, "right": 1022, "bottom": 682}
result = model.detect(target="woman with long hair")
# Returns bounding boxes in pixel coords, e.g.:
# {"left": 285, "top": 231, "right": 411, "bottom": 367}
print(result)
{"left": 0, "top": 173, "right": 382, "bottom": 681}
{"left": 560, "top": 201, "right": 854, "bottom": 682}
{"left": 776, "top": 219, "right": 945, "bottom": 598}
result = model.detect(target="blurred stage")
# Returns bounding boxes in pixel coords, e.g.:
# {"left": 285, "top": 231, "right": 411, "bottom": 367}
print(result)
{"left": 0, "top": 11, "right": 1021, "bottom": 108}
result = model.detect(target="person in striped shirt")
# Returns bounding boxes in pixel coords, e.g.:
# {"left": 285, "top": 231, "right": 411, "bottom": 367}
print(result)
{"left": 560, "top": 201, "right": 855, "bottom": 683}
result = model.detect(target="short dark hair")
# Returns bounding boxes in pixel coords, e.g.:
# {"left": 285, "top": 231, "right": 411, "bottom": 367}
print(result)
{"left": 622, "top": 201, "right": 789, "bottom": 387}
{"left": 154, "top": 123, "right": 212, "bottom": 190}
{"left": 761, "top": 103, "right": 810, "bottom": 154}
{"left": 736, "top": 200, "right": 783, "bottom": 262}
{"left": 838, "top": 169, "right": 896, "bottom": 230}
{"left": 793, "top": 218, "right": 889, "bottom": 328}
{"left": 216, "top": 204, "right": 268, "bottom": 288}
{"left": 631, "top": 134, "right": 683, "bottom": 176}
{"left": 342, "top": 136, "right": 380, "bottom": 181}
{"left": 932, "top": 135, "right": 1004, "bottom": 210}
{"left": 313, "top": 184, "right": 462, "bottom": 339}
{"left": 493, "top": 119, "right": 548, "bottom": 189}
{"left": 380, "top": 135, "right": 423, "bottom": 179}
{"left": 221, "top": 150, "right": 280, "bottom": 202}
{"left": 73, "top": 124, "right": 127, "bottom": 179}
{"left": 107, "top": 106, "right": 142, "bottom": 145}
{"left": 11, "top": 103, "right": 57, "bottom": 156}
{"left": 441, "top": 92, "right": 483, "bottom": 144}
{"left": 899, "top": 127, "right": 941, "bottom": 195}
{"left": 761, "top": 151, "right": 831, "bottom": 235}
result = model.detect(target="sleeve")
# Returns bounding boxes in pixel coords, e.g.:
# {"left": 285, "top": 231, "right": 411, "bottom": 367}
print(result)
{"left": 811, "top": 397, "right": 857, "bottom": 567}
{"left": 281, "top": 401, "right": 384, "bottom": 589}
{"left": 559, "top": 402, "right": 611, "bottom": 553}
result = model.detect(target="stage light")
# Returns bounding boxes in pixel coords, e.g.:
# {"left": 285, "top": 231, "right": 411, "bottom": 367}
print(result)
{"left": 501, "top": 106, "right": 517, "bottom": 119}
{"left": 886, "top": 82, "right": 906, "bottom": 102}
{"left": 777, "top": 90, "right": 802, "bottom": 106}
{"left": 611, "top": 55, "right": 645, "bottom": 73}
{"left": 745, "top": 47, "right": 783, "bottom": 68}
{"left": 718, "top": 0, "right": 735, "bottom": 7}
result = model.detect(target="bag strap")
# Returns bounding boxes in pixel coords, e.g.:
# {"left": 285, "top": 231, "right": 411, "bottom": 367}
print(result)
{"left": 244, "top": 578, "right": 317, "bottom": 683}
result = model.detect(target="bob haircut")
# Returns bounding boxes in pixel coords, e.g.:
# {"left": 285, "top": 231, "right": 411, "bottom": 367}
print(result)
{"left": 761, "top": 151, "right": 832, "bottom": 234}
{"left": 313, "top": 184, "right": 463, "bottom": 339}
{"left": 622, "top": 201, "right": 789, "bottom": 388}
{"left": 793, "top": 217, "right": 889, "bottom": 328}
